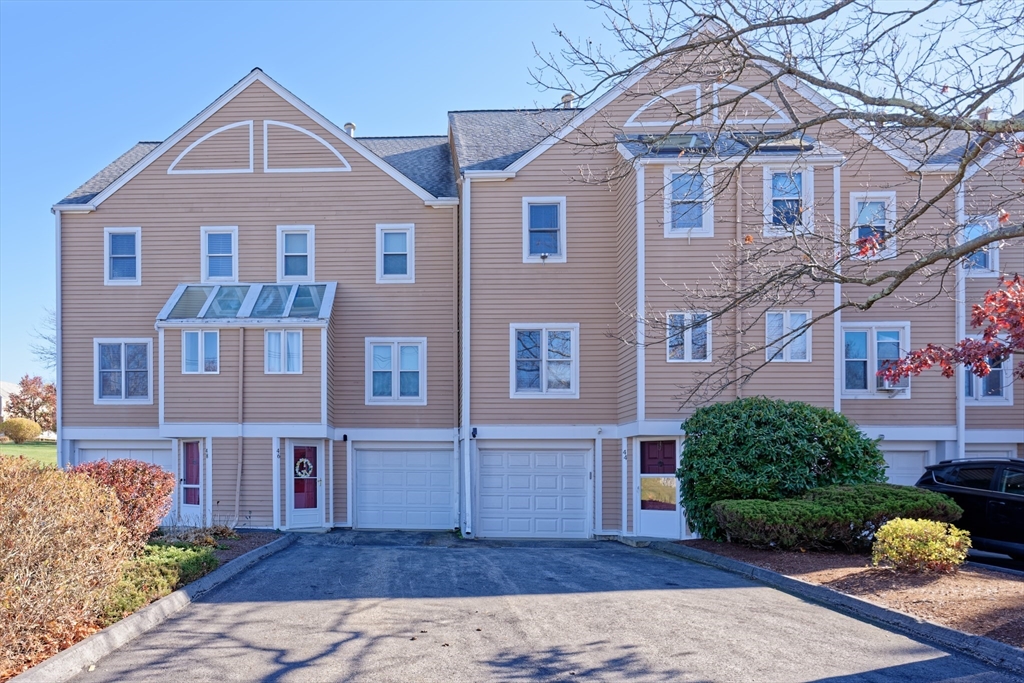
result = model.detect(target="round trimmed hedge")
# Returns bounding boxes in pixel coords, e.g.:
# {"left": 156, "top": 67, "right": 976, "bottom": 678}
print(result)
{"left": 679, "top": 396, "right": 886, "bottom": 538}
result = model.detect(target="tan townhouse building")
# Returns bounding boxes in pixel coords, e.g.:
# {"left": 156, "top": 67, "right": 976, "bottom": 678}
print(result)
{"left": 53, "top": 38, "right": 1023, "bottom": 539}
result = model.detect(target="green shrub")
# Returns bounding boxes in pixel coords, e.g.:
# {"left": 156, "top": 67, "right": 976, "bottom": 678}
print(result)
{"left": 872, "top": 518, "right": 971, "bottom": 572}
{"left": 102, "top": 542, "right": 218, "bottom": 625}
{"left": 679, "top": 397, "right": 886, "bottom": 538}
{"left": 712, "top": 483, "right": 963, "bottom": 552}
{"left": 1, "top": 418, "right": 41, "bottom": 444}
{"left": 72, "top": 459, "right": 176, "bottom": 548}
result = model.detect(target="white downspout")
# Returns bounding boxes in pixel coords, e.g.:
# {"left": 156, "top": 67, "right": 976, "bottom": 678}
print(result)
{"left": 635, "top": 164, "right": 646, "bottom": 426}
{"left": 833, "top": 165, "right": 842, "bottom": 413}
{"left": 955, "top": 183, "right": 966, "bottom": 460}
{"left": 461, "top": 176, "right": 473, "bottom": 536}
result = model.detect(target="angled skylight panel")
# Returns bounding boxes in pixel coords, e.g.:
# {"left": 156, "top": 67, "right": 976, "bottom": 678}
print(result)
{"left": 204, "top": 285, "right": 250, "bottom": 318}
{"left": 168, "top": 286, "right": 214, "bottom": 319}
{"left": 288, "top": 285, "right": 326, "bottom": 317}
{"left": 251, "top": 284, "right": 292, "bottom": 317}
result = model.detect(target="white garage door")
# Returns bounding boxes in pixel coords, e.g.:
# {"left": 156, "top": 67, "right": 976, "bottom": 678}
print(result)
{"left": 355, "top": 449, "right": 454, "bottom": 530}
{"left": 477, "top": 449, "right": 589, "bottom": 538}
{"left": 882, "top": 450, "right": 927, "bottom": 486}
{"left": 77, "top": 447, "right": 176, "bottom": 523}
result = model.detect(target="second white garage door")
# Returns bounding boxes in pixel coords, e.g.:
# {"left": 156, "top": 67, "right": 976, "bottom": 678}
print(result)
{"left": 882, "top": 450, "right": 928, "bottom": 486}
{"left": 355, "top": 449, "right": 455, "bottom": 530}
{"left": 477, "top": 449, "right": 589, "bottom": 538}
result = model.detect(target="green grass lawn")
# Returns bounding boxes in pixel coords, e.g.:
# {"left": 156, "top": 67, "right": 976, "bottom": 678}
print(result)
{"left": 0, "top": 440, "right": 57, "bottom": 466}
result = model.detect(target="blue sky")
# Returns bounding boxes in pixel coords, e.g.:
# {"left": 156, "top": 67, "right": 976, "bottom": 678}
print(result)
{"left": 0, "top": 0, "right": 608, "bottom": 382}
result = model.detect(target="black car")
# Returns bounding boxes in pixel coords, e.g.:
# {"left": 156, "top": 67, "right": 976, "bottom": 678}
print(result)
{"left": 915, "top": 458, "right": 1024, "bottom": 560}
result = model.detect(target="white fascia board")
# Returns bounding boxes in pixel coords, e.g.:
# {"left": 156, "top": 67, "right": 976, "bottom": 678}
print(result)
{"left": 425, "top": 197, "right": 459, "bottom": 207}
{"left": 319, "top": 282, "right": 338, "bottom": 319}
{"left": 158, "top": 422, "right": 332, "bottom": 439}
{"left": 616, "top": 143, "right": 637, "bottom": 161}
{"left": 332, "top": 427, "right": 458, "bottom": 442}
{"left": 52, "top": 204, "right": 96, "bottom": 213}
{"left": 156, "top": 284, "right": 188, "bottom": 321}
{"left": 156, "top": 318, "right": 328, "bottom": 329}
{"left": 63, "top": 426, "right": 163, "bottom": 440}
{"left": 964, "top": 429, "right": 1024, "bottom": 444}
{"left": 469, "top": 424, "right": 614, "bottom": 440}
{"left": 637, "top": 153, "right": 846, "bottom": 167}
{"left": 462, "top": 170, "right": 516, "bottom": 181}
{"left": 858, "top": 425, "right": 958, "bottom": 442}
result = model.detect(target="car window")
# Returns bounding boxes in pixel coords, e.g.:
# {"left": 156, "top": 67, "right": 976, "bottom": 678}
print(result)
{"left": 931, "top": 467, "right": 957, "bottom": 484}
{"left": 998, "top": 468, "right": 1024, "bottom": 497}
{"left": 948, "top": 466, "right": 995, "bottom": 490}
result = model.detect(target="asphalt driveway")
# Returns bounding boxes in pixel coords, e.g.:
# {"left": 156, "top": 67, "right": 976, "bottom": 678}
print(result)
{"left": 79, "top": 532, "right": 1019, "bottom": 682}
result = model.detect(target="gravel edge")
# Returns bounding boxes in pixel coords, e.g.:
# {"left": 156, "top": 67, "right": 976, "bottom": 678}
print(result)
{"left": 648, "top": 540, "right": 1024, "bottom": 678}
{"left": 13, "top": 533, "right": 297, "bottom": 683}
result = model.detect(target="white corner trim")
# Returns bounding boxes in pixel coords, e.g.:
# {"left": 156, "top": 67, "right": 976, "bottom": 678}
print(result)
{"left": 321, "top": 327, "right": 328, "bottom": 425}
{"left": 375, "top": 223, "right": 416, "bottom": 283}
{"left": 833, "top": 164, "right": 842, "bottom": 413}
{"left": 103, "top": 226, "right": 142, "bottom": 286}
{"left": 263, "top": 120, "right": 352, "bottom": 173}
{"left": 272, "top": 436, "right": 281, "bottom": 529}
{"left": 521, "top": 196, "right": 567, "bottom": 263}
{"left": 167, "top": 120, "right": 254, "bottom": 175}
{"left": 636, "top": 164, "right": 646, "bottom": 422}
{"left": 461, "top": 177, "right": 473, "bottom": 535}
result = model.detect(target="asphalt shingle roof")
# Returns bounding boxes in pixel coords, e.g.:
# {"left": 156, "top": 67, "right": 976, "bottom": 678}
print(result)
{"left": 616, "top": 131, "right": 843, "bottom": 161}
{"left": 58, "top": 142, "right": 161, "bottom": 205}
{"left": 358, "top": 136, "right": 456, "bottom": 198}
{"left": 448, "top": 109, "right": 576, "bottom": 172}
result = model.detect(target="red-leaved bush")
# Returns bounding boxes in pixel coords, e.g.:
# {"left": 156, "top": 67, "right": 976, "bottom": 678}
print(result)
{"left": 71, "top": 460, "right": 176, "bottom": 548}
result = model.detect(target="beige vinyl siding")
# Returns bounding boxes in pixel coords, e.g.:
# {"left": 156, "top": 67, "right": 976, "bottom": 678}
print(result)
{"left": 164, "top": 329, "right": 240, "bottom": 423}
{"left": 601, "top": 438, "right": 621, "bottom": 531}
{"left": 171, "top": 124, "right": 250, "bottom": 171}
{"left": 326, "top": 319, "right": 336, "bottom": 425}
{"left": 468, "top": 141, "right": 619, "bottom": 424}
{"left": 238, "top": 438, "right": 274, "bottom": 527}
{"left": 614, "top": 171, "right": 638, "bottom": 422}
{"left": 265, "top": 124, "right": 345, "bottom": 169}
{"left": 60, "top": 80, "right": 456, "bottom": 430}
{"left": 211, "top": 437, "right": 239, "bottom": 523}
{"left": 333, "top": 440, "right": 348, "bottom": 525}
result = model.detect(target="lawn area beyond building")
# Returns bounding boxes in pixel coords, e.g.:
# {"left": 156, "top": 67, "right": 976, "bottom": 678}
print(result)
{"left": 0, "top": 441, "right": 57, "bottom": 466}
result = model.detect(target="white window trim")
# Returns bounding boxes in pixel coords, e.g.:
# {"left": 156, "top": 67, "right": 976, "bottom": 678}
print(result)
{"left": 522, "top": 197, "right": 567, "bottom": 264}
{"left": 93, "top": 338, "right": 153, "bottom": 405}
{"left": 103, "top": 227, "right": 141, "bottom": 286}
{"left": 963, "top": 336, "right": 1014, "bottom": 405}
{"left": 763, "top": 166, "right": 814, "bottom": 237}
{"left": 963, "top": 215, "right": 1001, "bottom": 277}
{"left": 849, "top": 192, "right": 897, "bottom": 260}
{"left": 277, "top": 225, "right": 315, "bottom": 283}
{"left": 664, "top": 166, "right": 714, "bottom": 237}
{"left": 840, "top": 322, "right": 911, "bottom": 399}
{"left": 364, "top": 337, "right": 428, "bottom": 406}
{"left": 375, "top": 223, "right": 415, "bottom": 284}
{"left": 666, "top": 312, "right": 712, "bottom": 363}
{"left": 766, "top": 310, "right": 812, "bottom": 362}
{"left": 509, "top": 323, "right": 581, "bottom": 399}
{"left": 200, "top": 225, "right": 239, "bottom": 283}
{"left": 264, "top": 329, "right": 303, "bottom": 374}
{"left": 181, "top": 329, "right": 220, "bottom": 375}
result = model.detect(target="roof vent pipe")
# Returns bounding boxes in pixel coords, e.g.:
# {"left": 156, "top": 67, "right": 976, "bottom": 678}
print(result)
{"left": 344, "top": 122, "right": 356, "bottom": 137}
{"left": 978, "top": 107, "right": 992, "bottom": 121}
{"left": 561, "top": 93, "right": 575, "bottom": 109}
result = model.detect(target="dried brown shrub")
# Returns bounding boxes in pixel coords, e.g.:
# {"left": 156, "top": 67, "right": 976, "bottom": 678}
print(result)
{"left": 0, "top": 457, "right": 131, "bottom": 679}
{"left": 71, "top": 459, "right": 175, "bottom": 549}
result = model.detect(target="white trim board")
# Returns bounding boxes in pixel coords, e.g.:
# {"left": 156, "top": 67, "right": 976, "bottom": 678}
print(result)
{"left": 167, "top": 120, "right": 254, "bottom": 174}
{"left": 263, "top": 120, "right": 351, "bottom": 173}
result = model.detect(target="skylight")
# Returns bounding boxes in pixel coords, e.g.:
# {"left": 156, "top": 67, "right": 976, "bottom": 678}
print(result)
{"left": 157, "top": 282, "right": 336, "bottom": 324}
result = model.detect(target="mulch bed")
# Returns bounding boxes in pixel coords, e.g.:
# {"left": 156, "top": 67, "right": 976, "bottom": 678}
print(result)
{"left": 212, "top": 530, "right": 282, "bottom": 564}
{"left": 679, "top": 539, "right": 1024, "bottom": 648}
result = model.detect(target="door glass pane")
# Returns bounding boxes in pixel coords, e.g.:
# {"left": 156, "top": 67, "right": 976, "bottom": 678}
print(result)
{"left": 641, "top": 477, "right": 677, "bottom": 511}
{"left": 292, "top": 446, "right": 318, "bottom": 510}
{"left": 184, "top": 332, "right": 199, "bottom": 373}
{"left": 183, "top": 442, "right": 201, "bottom": 507}
{"left": 203, "top": 332, "right": 218, "bottom": 372}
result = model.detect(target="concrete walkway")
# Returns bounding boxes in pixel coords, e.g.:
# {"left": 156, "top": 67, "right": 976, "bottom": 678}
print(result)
{"left": 78, "top": 532, "right": 1020, "bottom": 682}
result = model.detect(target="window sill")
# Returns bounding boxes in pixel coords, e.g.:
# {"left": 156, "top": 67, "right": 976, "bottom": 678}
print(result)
{"left": 841, "top": 392, "right": 911, "bottom": 400}
{"left": 522, "top": 256, "right": 567, "bottom": 264}
{"left": 510, "top": 392, "right": 579, "bottom": 400}
{"left": 375, "top": 276, "right": 416, "bottom": 284}
{"left": 965, "top": 270, "right": 1001, "bottom": 279}
{"left": 365, "top": 398, "right": 427, "bottom": 406}
{"left": 93, "top": 398, "right": 153, "bottom": 406}
{"left": 104, "top": 279, "right": 141, "bottom": 287}
{"left": 665, "top": 228, "right": 714, "bottom": 239}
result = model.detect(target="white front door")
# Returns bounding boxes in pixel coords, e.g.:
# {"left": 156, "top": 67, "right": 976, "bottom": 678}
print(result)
{"left": 638, "top": 440, "right": 682, "bottom": 539}
{"left": 179, "top": 440, "right": 204, "bottom": 526}
{"left": 287, "top": 441, "right": 324, "bottom": 529}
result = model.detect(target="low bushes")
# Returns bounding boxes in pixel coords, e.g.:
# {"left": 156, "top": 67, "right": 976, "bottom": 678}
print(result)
{"left": 0, "top": 418, "right": 41, "bottom": 444}
{"left": 71, "top": 460, "right": 176, "bottom": 549}
{"left": 0, "top": 457, "right": 131, "bottom": 678}
{"left": 679, "top": 397, "right": 887, "bottom": 538}
{"left": 712, "top": 483, "right": 962, "bottom": 552}
{"left": 872, "top": 518, "right": 971, "bottom": 572}
{"left": 102, "top": 543, "right": 218, "bottom": 625}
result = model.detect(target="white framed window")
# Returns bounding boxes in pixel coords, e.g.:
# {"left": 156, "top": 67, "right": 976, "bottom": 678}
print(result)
{"left": 766, "top": 310, "right": 811, "bottom": 362}
{"left": 850, "top": 192, "right": 897, "bottom": 259}
{"left": 182, "top": 330, "right": 219, "bottom": 374}
{"left": 277, "top": 225, "right": 314, "bottom": 282}
{"left": 841, "top": 323, "right": 911, "bottom": 398}
{"left": 667, "top": 312, "right": 711, "bottom": 362}
{"left": 93, "top": 338, "right": 152, "bottom": 404}
{"left": 375, "top": 224, "right": 415, "bottom": 283}
{"left": 963, "top": 216, "right": 1000, "bottom": 276}
{"left": 510, "top": 323, "right": 579, "bottom": 398}
{"left": 664, "top": 167, "right": 714, "bottom": 237}
{"left": 522, "top": 197, "right": 567, "bottom": 263}
{"left": 103, "top": 227, "right": 141, "bottom": 286}
{"left": 763, "top": 167, "right": 813, "bottom": 236}
{"left": 365, "top": 338, "right": 427, "bottom": 405}
{"left": 265, "top": 330, "right": 302, "bottom": 374}
{"left": 201, "top": 226, "right": 238, "bottom": 283}
{"left": 964, "top": 338, "right": 1013, "bottom": 405}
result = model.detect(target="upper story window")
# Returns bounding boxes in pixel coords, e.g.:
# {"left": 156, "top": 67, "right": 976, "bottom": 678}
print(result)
{"left": 201, "top": 226, "right": 238, "bottom": 283}
{"left": 842, "top": 323, "right": 910, "bottom": 398}
{"left": 667, "top": 312, "right": 710, "bottom": 362}
{"left": 104, "top": 227, "right": 141, "bottom": 286}
{"left": 278, "top": 225, "right": 314, "bottom": 282}
{"left": 764, "top": 168, "right": 811, "bottom": 236}
{"left": 265, "top": 330, "right": 302, "bottom": 374}
{"left": 766, "top": 310, "right": 810, "bottom": 362}
{"left": 365, "top": 338, "right": 427, "bottom": 405}
{"left": 510, "top": 323, "right": 579, "bottom": 398}
{"left": 964, "top": 338, "right": 1013, "bottom": 405}
{"left": 94, "top": 338, "right": 152, "bottom": 404}
{"left": 522, "top": 197, "right": 567, "bottom": 263}
{"left": 182, "top": 330, "right": 219, "bottom": 374}
{"left": 665, "top": 168, "right": 713, "bottom": 237}
{"left": 850, "top": 192, "right": 896, "bottom": 259}
{"left": 376, "top": 223, "right": 415, "bottom": 283}
{"left": 963, "top": 216, "right": 1000, "bottom": 276}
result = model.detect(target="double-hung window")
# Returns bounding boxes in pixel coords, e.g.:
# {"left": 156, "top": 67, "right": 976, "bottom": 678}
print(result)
{"left": 764, "top": 168, "right": 810, "bottom": 236}
{"left": 665, "top": 168, "right": 713, "bottom": 236}
{"left": 94, "top": 338, "right": 152, "bottom": 404}
{"left": 850, "top": 192, "right": 896, "bottom": 259}
{"left": 104, "top": 227, "right": 141, "bottom": 285}
{"left": 201, "top": 226, "right": 238, "bottom": 282}
{"left": 766, "top": 310, "right": 810, "bottom": 362}
{"left": 365, "top": 338, "right": 426, "bottom": 405}
{"left": 964, "top": 338, "right": 1012, "bottom": 404}
{"left": 278, "top": 226, "right": 314, "bottom": 282}
{"left": 963, "top": 216, "right": 1000, "bottom": 276}
{"left": 842, "top": 324, "right": 910, "bottom": 397}
{"left": 265, "top": 330, "right": 302, "bottom": 374}
{"left": 667, "top": 312, "right": 710, "bottom": 362}
{"left": 376, "top": 224, "right": 415, "bottom": 283}
{"left": 522, "top": 197, "right": 567, "bottom": 263}
{"left": 510, "top": 324, "right": 579, "bottom": 398}
{"left": 182, "top": 330, "right": 219, "bottom": 374}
